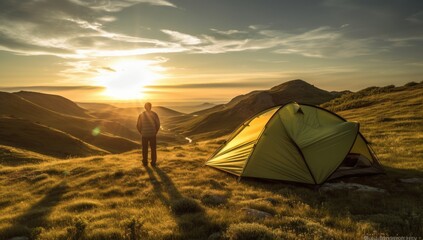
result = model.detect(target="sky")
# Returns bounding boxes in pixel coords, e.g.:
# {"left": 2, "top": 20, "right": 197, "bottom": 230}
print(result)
{"left": 0, "top": 0, "right": 422, "bottom": 103}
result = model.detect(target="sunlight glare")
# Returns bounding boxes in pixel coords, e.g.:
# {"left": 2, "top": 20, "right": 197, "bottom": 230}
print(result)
{"left": 96, "top": 60, "right": 163, "bottom": 100}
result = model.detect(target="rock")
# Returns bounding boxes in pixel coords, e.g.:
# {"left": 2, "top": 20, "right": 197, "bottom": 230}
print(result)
{"left": 242, "top": 207, "right": 272, "bottom": 219}
{"left": 208, "top": 232, "right": 224, "bottom": 240}
{"left": 263, "top": 198, "right": 279, "bottom": 205}
{"left": 208, "top": 179, "right": 226, "bottom": 189}
{"left": 253, "top": 197, "right": 279, "bottom": 205}
{"left": 320, "top": 182, "right": 386, "bottom": 193}
{"left": 399, "top": 178, "right": 423, "bottom": 184}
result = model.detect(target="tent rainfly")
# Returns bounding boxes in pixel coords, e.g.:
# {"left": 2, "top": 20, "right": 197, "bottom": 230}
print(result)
{"left": 206, "top": 102, "right": 384, "bottom": 184}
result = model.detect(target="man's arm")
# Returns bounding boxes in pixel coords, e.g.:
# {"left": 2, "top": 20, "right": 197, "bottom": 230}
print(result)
{"left": 153, "top": 112, "right": 160, "bottom": 133}
{"left": 136, "top": 114, "right": 142, "bottom": 134}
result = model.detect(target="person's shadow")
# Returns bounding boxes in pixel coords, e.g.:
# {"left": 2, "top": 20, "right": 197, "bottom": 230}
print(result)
{"left": 1, "top": 181, "right": 68, "bottom": 238}
{"left": 145, "top": 166, "right": 219, "bottom": 239}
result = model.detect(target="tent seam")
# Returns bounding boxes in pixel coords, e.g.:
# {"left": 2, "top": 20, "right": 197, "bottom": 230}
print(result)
{"left": 238, "top": 106, "right": 283, "bottom": 180}
{"left": 280, "top": 115, "right": 318, "bottom": 185}
{"left": 205, "top": 106, "right": 283, "bottom": 166}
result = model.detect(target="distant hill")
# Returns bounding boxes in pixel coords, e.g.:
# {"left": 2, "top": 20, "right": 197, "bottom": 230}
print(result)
{"left": 87, "top": 106, "right": 186, "bottom": 144}
{"left": 91, "top": 106, "right": 184, "bottom": 120}
{"left": 167, "top": 102, "right": 218, "bottom": 113}
{"left": 321, "top": 82, "right": 423, "bottom": 112}
{"left": 77, "top": 102, "right": 117, "bottom": 111}
{"left": 168, "top": 79, "right": 340, "bottom": 139}
{"left": 0, "top": 117, "right": 107, "bottom": 158}
{"left": 14, "top": 91, "right": 91, "bottom": 118}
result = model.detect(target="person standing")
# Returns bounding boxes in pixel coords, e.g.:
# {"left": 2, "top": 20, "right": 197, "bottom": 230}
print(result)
{"left": 136, "top": 102, "right": 160, "bottom": 166}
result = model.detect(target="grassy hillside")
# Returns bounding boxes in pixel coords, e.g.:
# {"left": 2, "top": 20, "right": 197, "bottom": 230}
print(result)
{"left": 0, "top": 91, "right": 140, "bottom": 154}
{"left": 0, "top": 145, "right": 54, "bottom": 166}
{"left": 167, "top": 79, "right": 340, "bottom": 140}
{"left": 0, "top": 117, "right": 108, "bottom": 158}
{"left": 14, "top": 91, "right": 91, "bottom": 118}
{"left": 0, "top": 82, "right": 421, "bottom": 239}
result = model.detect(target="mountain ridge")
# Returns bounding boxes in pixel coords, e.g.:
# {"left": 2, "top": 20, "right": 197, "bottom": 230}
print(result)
{"left": 168, "top": 79, "right": 342, "bottom": 139}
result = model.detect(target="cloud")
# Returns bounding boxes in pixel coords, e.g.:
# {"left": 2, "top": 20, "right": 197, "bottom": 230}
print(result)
{"left": 162, "top": 29, "right": 202, "bottom": 45}
{"left": 69, "top": 0, "right": 176, "bottom": 11}
{"left": 269, "top": 26, "right": 385, "bottom": 58}
{"left": 387, "top": 35, "right": 423, "bottom": 47}
{"left": 162, "top": 26, "right": 386, "bottom": 58}
{"left": 0, "top": 0, "right": 181, "bottom": 59}
{"left": 101, "top": 67, "right": 116, "bottom": 72}
{"left": 208, "top": 28, "right": 251, "bottom": 40}
{"left": 146, "top": 76, "right": 286, "bottom": 89}
{"left": 0, "top": 85, "right": 103, "bottom": 92}
{"left": 406, "top": 11, "right": 423, "bottom": 24}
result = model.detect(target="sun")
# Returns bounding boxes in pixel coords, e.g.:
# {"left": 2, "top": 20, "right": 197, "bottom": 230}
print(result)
{"left": 95, "top": 60, "right": 163, "bottom": 100}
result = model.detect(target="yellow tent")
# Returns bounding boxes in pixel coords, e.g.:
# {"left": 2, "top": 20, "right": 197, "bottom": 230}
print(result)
{"left": 206, "top": 102, "right": 384, "bottom": 184}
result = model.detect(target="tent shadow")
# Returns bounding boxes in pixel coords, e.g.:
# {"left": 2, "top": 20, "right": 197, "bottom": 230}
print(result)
{"left": 145, "top": 166, "right": 219, "bottom": 239}
{"left": 1, "top": 181, "right": 68, "bottom": 238}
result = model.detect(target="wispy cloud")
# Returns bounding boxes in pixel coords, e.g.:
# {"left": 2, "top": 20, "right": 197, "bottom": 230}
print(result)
{"left": 0, "top": 85, "right": 103, "bottom": 92}
{"left": 406, "top": 11, "right": 423, "bottom": 24}
{"left": 161, "top": 26, "right": 387, "bottom": 58}
{"left": 162, "top": 29, "right": 202, "bottom": 45}
{"left": 70, "top": 0, "right": 176, "bottom": 11}
{"left": 387, "top": 35, "right": 423, "bottom": 47}
{"left": 268, "top": 26, "right": 385, "bottom": 58}
{"left": 0, "top": 0, "right": 181, "bottom": 59}
{"left": 146, "top": 81, "right": 273, "bottom": 89}
{"left": 0, "top": 1, "right": 417, "bottom": 60}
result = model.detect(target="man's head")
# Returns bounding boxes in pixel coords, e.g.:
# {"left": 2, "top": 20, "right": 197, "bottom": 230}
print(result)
{"left": 144, "top": 102, "right": 152, "bottom": 111}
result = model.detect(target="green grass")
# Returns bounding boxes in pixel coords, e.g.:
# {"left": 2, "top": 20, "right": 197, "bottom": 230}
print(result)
{"left": 0, "top": 83, "right": 422, "bottom": 239}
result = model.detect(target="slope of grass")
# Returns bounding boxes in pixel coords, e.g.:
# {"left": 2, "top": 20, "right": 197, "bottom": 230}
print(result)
{"left": 0, "top": 145, "right": 54, "bottom": 166}
{"left": 0, "top": 91, "right": 140, "bottom": 154}
{"left": 0, "top": 117, "right": 108, "bottom": 158}
{"left": 14, "top": 91, "right": 92, "bottom": 118}
{"left": 0, "top": 140, "right": 421, "bottom": 239}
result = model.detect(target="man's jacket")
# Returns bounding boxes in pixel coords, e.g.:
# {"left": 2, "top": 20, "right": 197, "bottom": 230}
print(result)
{"left": 137, "top": 111, "right": 160, "bottom": 137}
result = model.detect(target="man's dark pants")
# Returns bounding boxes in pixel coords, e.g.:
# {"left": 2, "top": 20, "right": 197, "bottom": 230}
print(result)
{"left": 142, "top": 136, "right": 157, "bottom": 165}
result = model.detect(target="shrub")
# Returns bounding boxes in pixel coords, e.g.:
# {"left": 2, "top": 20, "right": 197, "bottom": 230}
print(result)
{"left": 201, "top": 193, "right": 227, "bottom": 206}
{"left": 113, "top": 170, "right": 125, "bottom": 178}
{"left": 30, "top": 227, "right": 44, "bottom": 239}
{"left": 124, "top": 217, "right": 146, "bottom": 240}
{"left": 225, "top": 223, "right": 275, "bottom": 240}
{"left": 31, "top": 173, "right": 49, "bottom": 182}
{"left": 244, "top": 200, "right": 276, "bottom": 215}
{"left": 67, "top": 218, "right": 87, "bottom": 240}
{"left": 404, "top": 81, "right": 418, "bottom": 87}
{"left": 171, "top": 198, "right": 203, "bottom": 215}
{"left": 66, "top": 200, "right": 100, "bottom": 212}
